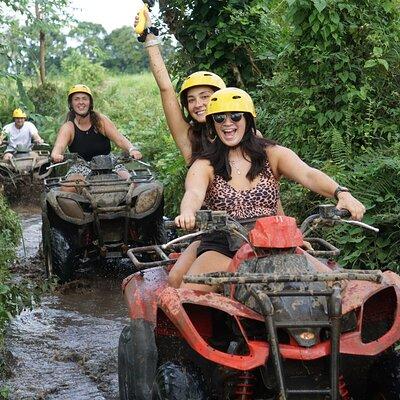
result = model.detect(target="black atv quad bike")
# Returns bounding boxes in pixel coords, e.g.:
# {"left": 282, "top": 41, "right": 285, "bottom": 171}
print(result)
{"left": 0, "top": 142, "right": 51, "bottom": 198}
{"left": 41, "top": 153, "right": 164, "bottom": 282}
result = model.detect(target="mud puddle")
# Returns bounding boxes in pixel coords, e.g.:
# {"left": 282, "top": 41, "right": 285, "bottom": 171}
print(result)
{"left": 1, "top": 210, "right": 132, "bottom": 399}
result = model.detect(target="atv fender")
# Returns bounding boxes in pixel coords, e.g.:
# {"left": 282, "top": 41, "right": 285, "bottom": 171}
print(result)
{"left": 341, "top": 270, "right": 400, "bottom": 313}
{"left": 339, "top": 271, "right": 400, "bottom": 356}
{"left": 122, "top": 266, "right": 169, "bottom": 322}
{"left": 157, "top": 287, "right": 269, "bottom": 370}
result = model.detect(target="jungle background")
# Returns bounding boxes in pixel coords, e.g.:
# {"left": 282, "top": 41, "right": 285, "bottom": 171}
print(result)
{"left": 0, "top": 0, "right": 399, "bottom": 346}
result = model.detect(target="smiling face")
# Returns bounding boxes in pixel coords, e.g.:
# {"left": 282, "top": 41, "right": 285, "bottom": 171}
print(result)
{"left": 186, "top": 86, "right": 214, "bottom": 123}
{"left": 70, "top": 92, "right": 91, "bottom": 116}
{"left": 213, "top": 112, "right": 246, "bottom": 146}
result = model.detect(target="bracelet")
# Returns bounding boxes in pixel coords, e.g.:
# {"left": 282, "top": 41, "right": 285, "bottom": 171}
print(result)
{"left": 138, "top": 26, "right": 159, "bottom": 43}
{"left": 128, "top": 146, "right": 138, "bottom": 154}
{"left": 144, "top": 38, "right": 160, "bottom": 48}
{"left": 334, "top": 186, "right": 350, "bottom": 200}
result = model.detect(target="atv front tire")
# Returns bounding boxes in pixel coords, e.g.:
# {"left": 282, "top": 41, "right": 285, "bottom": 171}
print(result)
{"left": 368, "top": 350, "right": 400, "bottom": 400}
{"left": 118, "top": 326, "right": 136, "bottom": 400}
{"left": 153, "top": 361, "right": 208, "bottom": 400}
{"left": 140, "top": 201, "right": 166, "bottom": 245}
{"left": 42, "top": 216, "right": 77, "bottom": 282}
{"left": 118, "top": 322, "right": 157, "bottom": 400}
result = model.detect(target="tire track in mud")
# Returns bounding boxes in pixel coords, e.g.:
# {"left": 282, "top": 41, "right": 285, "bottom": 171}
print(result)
{"left": 1, "top": 211, "right": 131, "bottom": 399}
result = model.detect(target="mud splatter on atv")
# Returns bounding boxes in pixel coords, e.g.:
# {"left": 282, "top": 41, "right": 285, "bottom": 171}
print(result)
{"left": 42, "top": 154, "right": 165, "bottom": 282}
{"left": 118, "top": 208, "right": 400, "bottom": 400}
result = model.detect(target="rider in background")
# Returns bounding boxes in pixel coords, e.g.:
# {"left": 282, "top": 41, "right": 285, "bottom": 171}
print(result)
{"left": 172, "top": 88, "right": 366, "bottom": 291}
{"left": 51, "top": 84, "right": 142, "bottom": 191}
{"left": 2, "top": 108, "right": 44, "bottom": 161}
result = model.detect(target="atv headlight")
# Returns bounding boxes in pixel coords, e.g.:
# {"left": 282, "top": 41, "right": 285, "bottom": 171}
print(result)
{"left": 134, "top": 183, "right": 162, "bottom": 215}
{"left": 57, "top": 197, "right": 84, "bottom": 220}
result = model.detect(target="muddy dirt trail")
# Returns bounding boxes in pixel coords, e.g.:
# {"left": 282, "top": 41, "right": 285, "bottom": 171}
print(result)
{"left": 1, "top": 208, "right": 132, "bottom": 400}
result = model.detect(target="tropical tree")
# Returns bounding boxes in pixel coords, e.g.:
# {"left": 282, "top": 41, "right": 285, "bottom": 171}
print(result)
{"left": 68, "top": 21, "right": 108, "bottom": 64}
{"left": 102, "top": 26, "right": 149, "bottom": 73}
{"left": 158, "top": 0, "right": 281, "bottom": 87}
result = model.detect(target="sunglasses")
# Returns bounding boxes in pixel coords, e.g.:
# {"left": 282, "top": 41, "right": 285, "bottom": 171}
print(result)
{"left": 212, "top": 112, "right": 244, "bottom": 124}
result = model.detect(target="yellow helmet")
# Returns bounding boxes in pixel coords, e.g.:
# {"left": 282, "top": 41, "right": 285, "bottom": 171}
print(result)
{"left": 206, "top": 87, "right": 256, "bottom": 117}
{"left": 179, "top": 71, "right": 226, "bottom": 106}
{"left": 12, "top": 108, "right": 27, "bottom": 118}
{"left": 68, "top": 84, "right": 92, "bottom": 98}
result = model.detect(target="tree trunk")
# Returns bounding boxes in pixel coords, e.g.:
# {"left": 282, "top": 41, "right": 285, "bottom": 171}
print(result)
{"left": 39, "top": 30, "right": 46, "bottom": 84}
{"left": 35, "top": 1, "right": 46, "bottom": 84}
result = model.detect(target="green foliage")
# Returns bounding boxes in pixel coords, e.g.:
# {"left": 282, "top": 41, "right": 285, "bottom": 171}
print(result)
{"left": 253, "top": 0, "right": 400, "bottom": 271}
{"left": 159, "top": 0, "right": 281, "bottom": 88}
{"left": 27, "top": 81, "right": 62, "bottom": 115}
{"left": 68, "top": 22, "right": 108, "bottom": 64}
{"left": 102, "top": 26, "right": 149, "bottom": 73}
{"left": 98, "top": 74, "right": 185, "bottom": 216}
{"left": 0, "top": 195, "right": 25, "bottom": 333}
{"left": 61, "top": 51, "right": 106, "bottom": 88}
{"left": 257, "top": 0, "right": 400, "bottom": 158}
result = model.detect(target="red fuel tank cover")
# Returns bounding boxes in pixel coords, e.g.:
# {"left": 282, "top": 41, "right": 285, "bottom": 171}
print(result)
{"left": 249, "top": 216, "right": 303, "bottom": 248}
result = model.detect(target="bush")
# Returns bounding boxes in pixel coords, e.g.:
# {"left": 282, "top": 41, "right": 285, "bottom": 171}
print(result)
{"left": 61, "top": 50, "right": 106, "bottom": 89}
{"left": 27, "top": 81, "right": 64, "bottom": 116}
{"left": 0, "top": 195, "right": 23, "bottom": 334}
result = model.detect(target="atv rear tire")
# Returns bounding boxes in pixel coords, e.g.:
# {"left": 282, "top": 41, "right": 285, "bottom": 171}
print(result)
{"left": 368, "top": 350, "right": 400, "bottom": 400}
{"left": 152, "top": 361, "right": 208, "bottom": 400}
{"left": 42, "top": 215, "right": 77, "bottom": 282}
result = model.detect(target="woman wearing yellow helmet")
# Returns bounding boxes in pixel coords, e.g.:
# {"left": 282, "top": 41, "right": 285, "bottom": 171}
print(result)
{"left": 135, "top": 10, "right": 226, "bottom": 164}
{"left": 170, "top": 88, "right": 366, "bottom": 291}
{"left": 51, "top": 84, "right": 142, "bottom": 191}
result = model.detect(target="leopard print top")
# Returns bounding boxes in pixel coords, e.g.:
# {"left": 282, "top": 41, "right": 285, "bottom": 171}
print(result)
{"left": 204, "top": 160, "right": 279, "bottom": 219}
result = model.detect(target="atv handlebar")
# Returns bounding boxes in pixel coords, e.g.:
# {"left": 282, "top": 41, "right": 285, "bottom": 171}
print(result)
{"left": 46, "top": 153, "right": 152, "bottom": 171}
{"left": 300, "top": 204, "right": 378, "bottom": 234}
{"left": 162, "top": 206, "right": 378, "bottom": 252}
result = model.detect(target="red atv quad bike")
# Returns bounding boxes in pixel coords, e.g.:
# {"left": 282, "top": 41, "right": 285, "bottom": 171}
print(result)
{"left": 118, "top": 206, "right": 400, "bottom": 400}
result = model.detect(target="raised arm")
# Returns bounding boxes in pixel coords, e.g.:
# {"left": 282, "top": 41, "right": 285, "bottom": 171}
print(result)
{"left": 175, "top": 159, "right": 213, "bottom": 230}
{"left": 51, "top": 122, "right": 73, "bottom": 162}
{"left": 268, "top": 145, "right": 365, "bottom": 220}
{"left": 138, "top": 10, "right": 192, "bottom": 163}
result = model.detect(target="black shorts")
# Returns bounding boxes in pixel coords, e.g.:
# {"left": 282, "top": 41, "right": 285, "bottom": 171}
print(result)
{"left": 196, "top": 231, "right": 237, "bottom": 259}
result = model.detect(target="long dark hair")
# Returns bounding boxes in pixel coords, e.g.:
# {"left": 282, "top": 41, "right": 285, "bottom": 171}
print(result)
{"left": 188, "top": 122, "right": 215, "bottom": 164}
{"left": 199, "top": 113, "right": 276, "bottom": 181}
{"left": 181, "top": 85, "right": 221, "bottom": 165}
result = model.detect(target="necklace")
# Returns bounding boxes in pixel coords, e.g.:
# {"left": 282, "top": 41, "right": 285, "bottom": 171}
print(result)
{"left": 229, "top": 159, "right": 241, "bottom": 175}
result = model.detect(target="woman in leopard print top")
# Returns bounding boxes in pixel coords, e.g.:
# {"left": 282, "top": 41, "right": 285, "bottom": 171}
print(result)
{"left": 170, "top": 88, "right": 365, "bottom": 292}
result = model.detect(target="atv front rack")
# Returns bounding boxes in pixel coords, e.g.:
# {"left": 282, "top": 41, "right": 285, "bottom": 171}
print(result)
{"left": 184, "top": 270, "right": 383, "bottom": 400}
{"left": 127, "top": 243, "right": 190, "bottom": 270}
{"left": 183, "top": 269, "right": 383, "bottom": 285}
{"left": 44, "top": 172, "right": 154, "bottom": 190}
